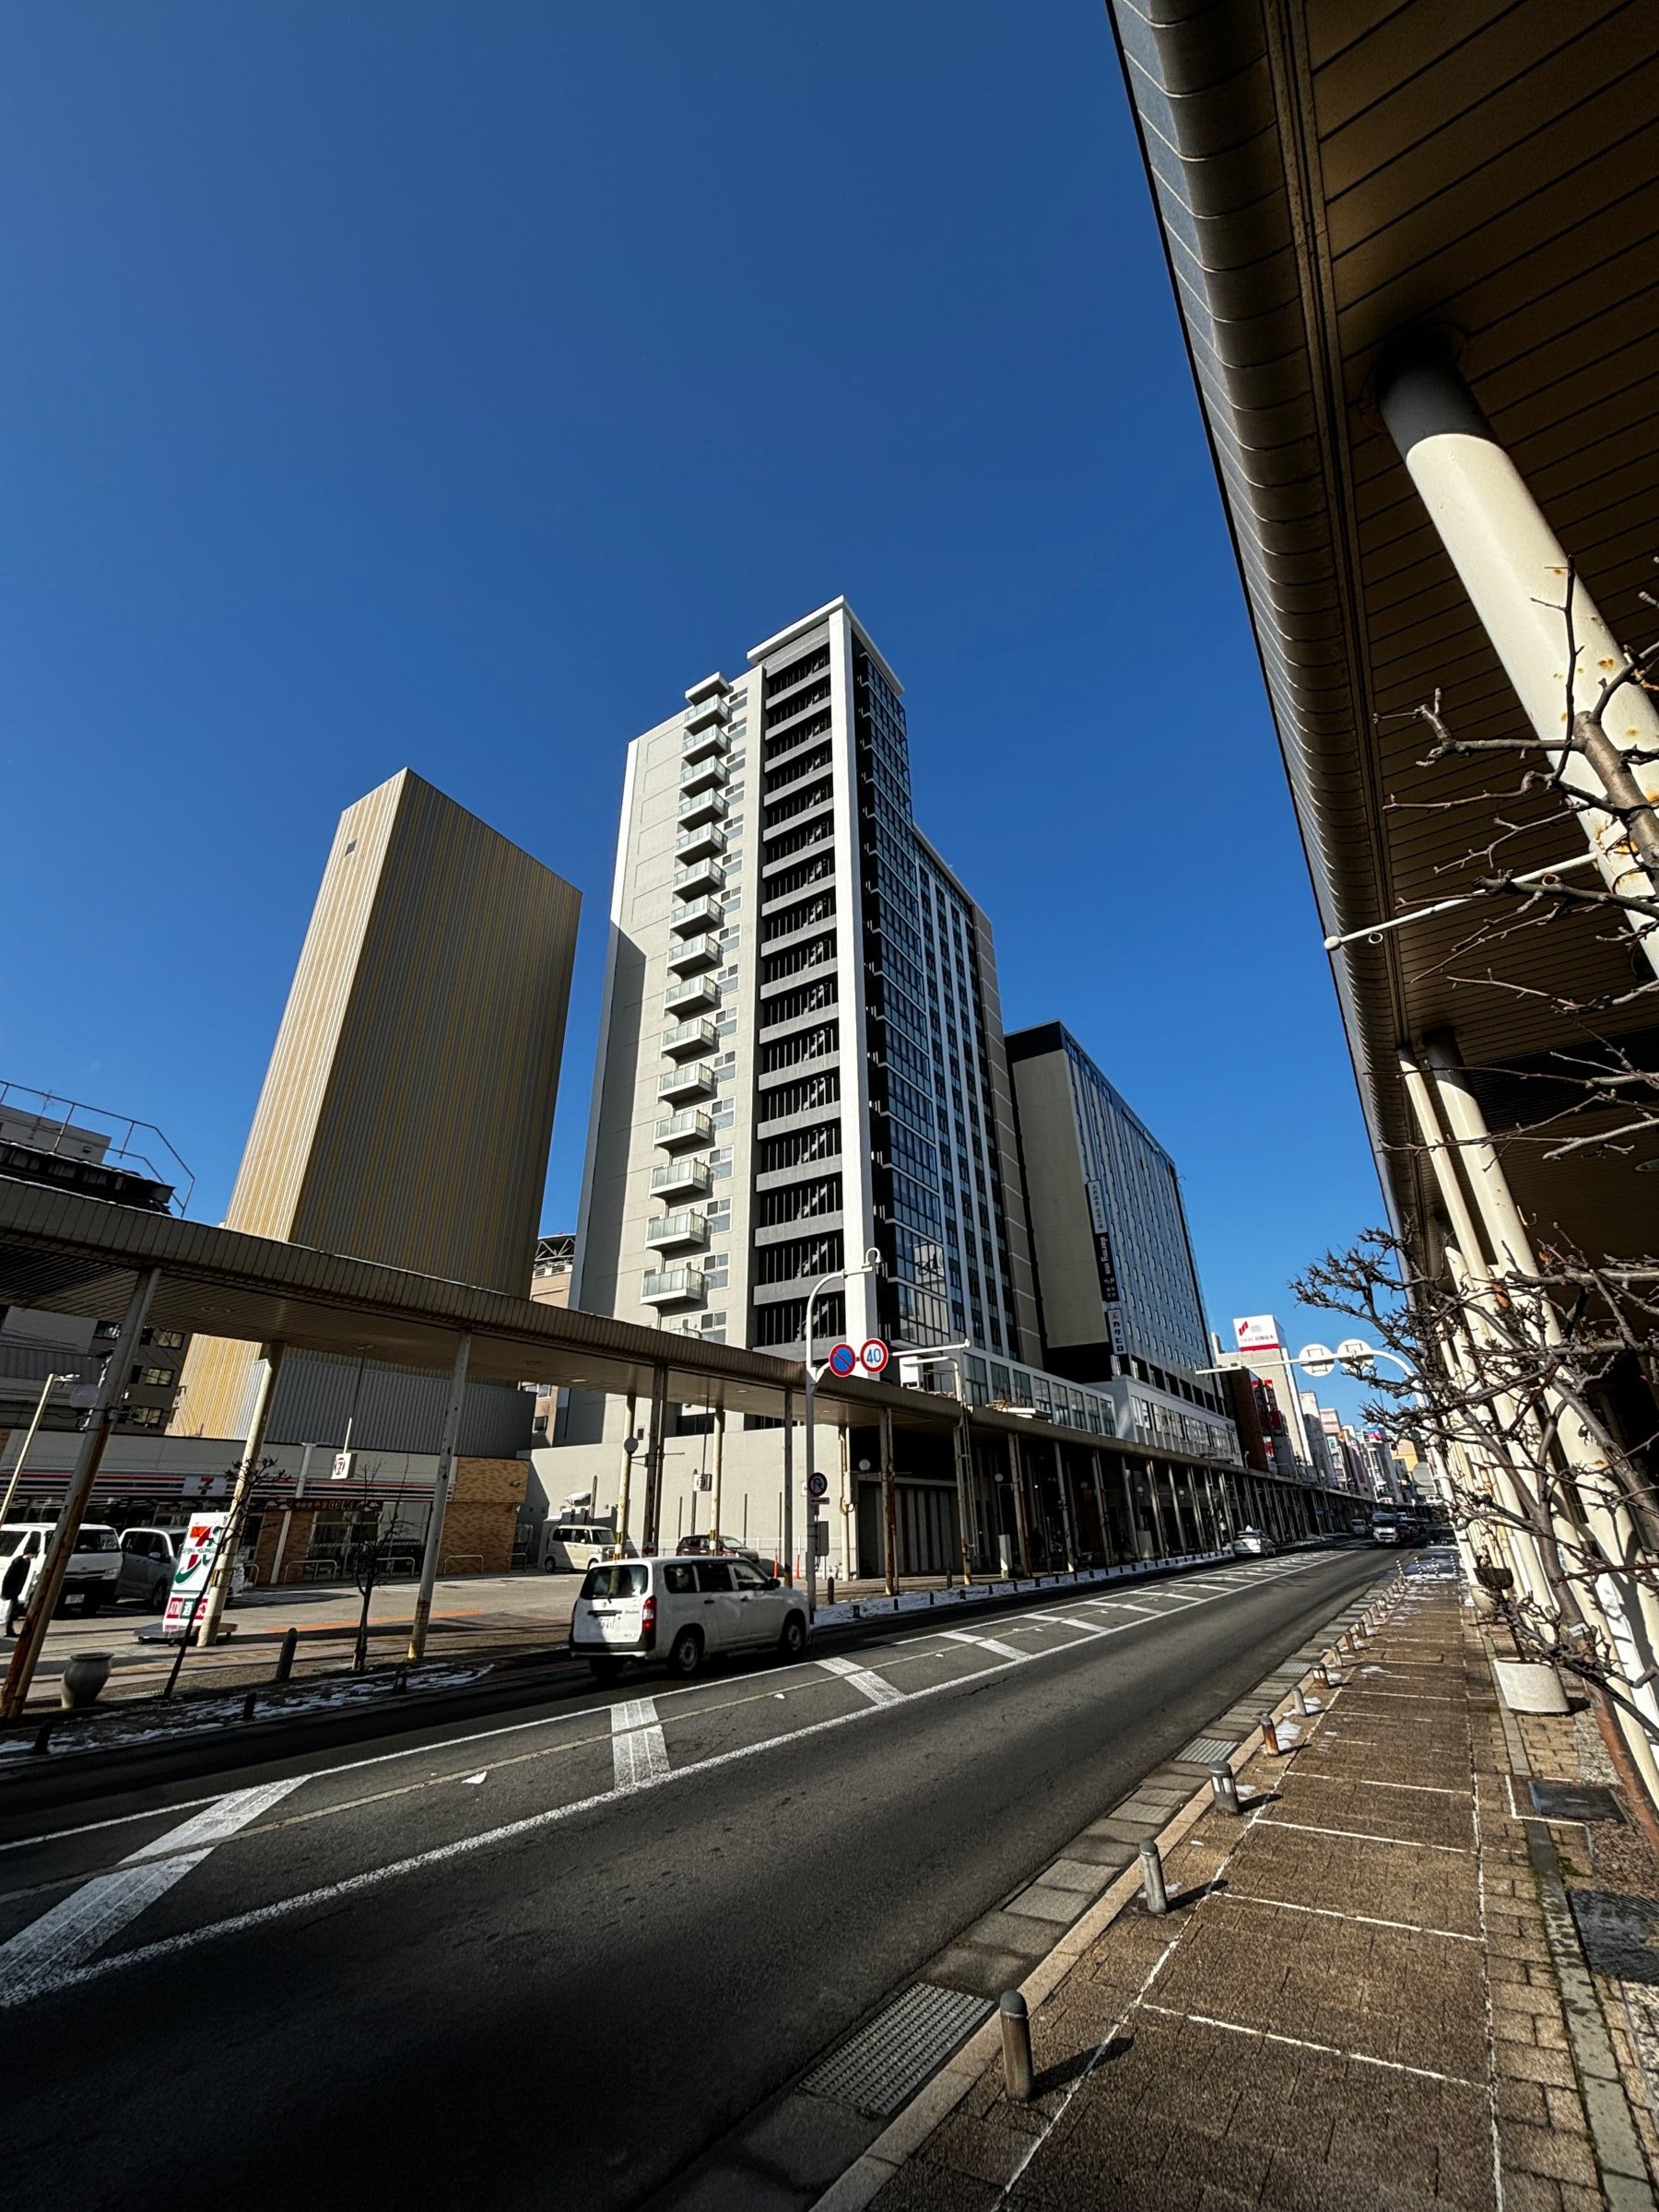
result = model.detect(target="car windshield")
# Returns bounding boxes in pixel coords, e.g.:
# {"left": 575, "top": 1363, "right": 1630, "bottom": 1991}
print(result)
{"left": 581, "top": 1563, "right": 646, "bottom": 1601}
{"left": 79, "top": 1529, "right": 120, "bottom": 1554}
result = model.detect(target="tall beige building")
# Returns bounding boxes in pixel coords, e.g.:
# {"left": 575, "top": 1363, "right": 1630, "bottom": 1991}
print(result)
{"left": 177, "top": 770, "right": 580, "bottom": 1438}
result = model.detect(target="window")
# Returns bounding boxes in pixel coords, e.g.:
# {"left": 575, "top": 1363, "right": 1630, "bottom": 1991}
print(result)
{"left": 125, "top": 1406, "right": 164, "bottom": 1429}
{"left": 693, "top": 1561, "right": 734, "bottom": 1593}
{"left": 141, "top": 1327, "right": 185, "bottom": 1350}
{"left": 731, "top": 1559, "right": 771, "bottom": 1589}
{"left": 663, "top": 1562, "right": 697, "bottom": 1594}
{"left": 580, "top": 1563, "right": 646, "bottom": 1600}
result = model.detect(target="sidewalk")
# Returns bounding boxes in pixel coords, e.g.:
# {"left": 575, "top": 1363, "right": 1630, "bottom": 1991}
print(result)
{"left": 824, "top": 1577, "right": 1659, "bottom": 2212}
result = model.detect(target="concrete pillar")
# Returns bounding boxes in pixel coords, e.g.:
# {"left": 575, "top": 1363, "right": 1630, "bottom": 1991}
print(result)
{"left": 1055, "top": 1445, "right": 1079, "bottom": 1571}
{"left": 641, "top": 1364, "right": 668, "bottom": 1556}
{"left": 1379, "top": 340, "right": 1659, "bottom": 969}
{"left": 1008, "top": 1433, "right": 1033, "bottom": 1575}
{"left": 880, "top": 1404, "right": 899, "bottom": 1594}
{"left": 1422, "top": 1040, "right": 1659, "bottom": 1786}
{"left": 782, "top": 1386, "right": 794, "bottom": 1584}
{"left": 197, "top": 1341, "right": 285, "bottom": 1646}
{"left": 407, "top": 1332, "right": 471, "bottom": 1662}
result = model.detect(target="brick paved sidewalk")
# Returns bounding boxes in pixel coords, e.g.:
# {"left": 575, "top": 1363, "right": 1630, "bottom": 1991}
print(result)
{"left": 848, "top": 1580, "right": 1658, "bottom": 2212}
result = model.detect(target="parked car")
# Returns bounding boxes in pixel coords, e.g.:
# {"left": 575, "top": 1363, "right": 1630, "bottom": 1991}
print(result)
{"left": 543, "top": 1522, "right": 621, "bottom": 1573}
{"left": 1231, "top": 1528, "right": 1276, "bottom": 1558}
{"left": 0, "top": 1523, "right": 122, "bottom": 1613}
{"left": 116, "top": 1526, "right": 249, "bottom": 1610}
{"left": 1372, "top": 1517, "right": 1402, "bottom": 1546}
{"left": 571, "top": 1554, "right": 808, "bottom": 1680}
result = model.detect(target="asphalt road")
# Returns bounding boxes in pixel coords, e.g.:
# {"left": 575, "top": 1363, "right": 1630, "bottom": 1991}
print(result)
{"left": 0, "top": 1546, "right": 1386, "bottom": 2211}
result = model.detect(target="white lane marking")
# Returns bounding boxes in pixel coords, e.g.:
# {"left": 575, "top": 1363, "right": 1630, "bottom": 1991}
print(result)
{"left": 0, "top": 1796, "right": 223, "bottom": 1859}
{"left": 1083, "top": 1598, "right": 1160, "bottom": 1617}
{"left": 817, "top": 1654, "right": 903, "bottom": 1707}
{"left": 0, "top": 1553, "right": 1350, "bottom": 2005}
{"left": 941, "top": 1628, "right": 1027, "bottom": 1662}
{"left": 0, "top": 1777, "right": 303, "bottom": 2002}
{"left": 1261, "top": 1816, "right": 1468, "bottom": 1855}
{"left": 610, "top": 1698, "right": 669, "bottom": 1791}
{"left": 1038, "top": 1617, "right": 1112, "bottom": 1638}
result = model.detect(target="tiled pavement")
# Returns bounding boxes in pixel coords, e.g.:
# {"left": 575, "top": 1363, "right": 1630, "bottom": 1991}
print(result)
{"left": 844, "top": 1581, "right": 1659, "bottom": 2212}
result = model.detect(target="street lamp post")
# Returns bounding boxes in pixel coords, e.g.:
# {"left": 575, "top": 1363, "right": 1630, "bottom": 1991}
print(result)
{"left": 0, "top": 1371, "right": 78, "bottom": 1530}
{"left": 801, "top": 1249, "right": 881, "bottom": 1618}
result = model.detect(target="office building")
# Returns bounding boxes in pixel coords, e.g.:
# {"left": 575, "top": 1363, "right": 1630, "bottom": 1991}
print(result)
{"left": 557, "top": 601, "right": 1240, "bottom": 1568}
{"left": 176, "top": 769, "right": 580, "bottom": 1445}
{"left": 1006, "top": 1023, "right": 1230, "bottom": 1461}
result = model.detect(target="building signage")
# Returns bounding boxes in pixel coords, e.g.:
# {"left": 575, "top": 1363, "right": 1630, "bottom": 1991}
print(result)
{"left": 1093, "top": 1230, "right": 1118, "bottom": 1304}
{"left": 162, "top": 1512, "right": 229, "bottom": 1640}
{"left": 332, "top": 1451, "right": 355, "bottom": 1482}
{"left": 1233, "top": 1314, "right": 1281, "bottom": 1354}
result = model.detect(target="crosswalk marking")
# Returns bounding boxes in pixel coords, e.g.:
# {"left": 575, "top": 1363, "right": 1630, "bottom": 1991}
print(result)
{"left": 610, "top": 1696, "right": 670, "bottom": 1789}
{"left": 817, "top": 1653, "right": 904, "bottom": 1706}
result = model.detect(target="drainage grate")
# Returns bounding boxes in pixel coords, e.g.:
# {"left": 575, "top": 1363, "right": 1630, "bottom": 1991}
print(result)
{"left": 1529, "top": 1779, "right": 1625, "bottom": 1825}
{"left": 1177, "top": 1734, "right": 1241, "bottom": 1767}
{"left": 800, "top": 1983, "right": 992, "bottom": 2116}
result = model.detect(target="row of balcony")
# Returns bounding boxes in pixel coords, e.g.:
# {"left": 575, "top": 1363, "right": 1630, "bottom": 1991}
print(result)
{"left": 641, "top": 1265, "right": 705, "bottom": 1309}
{"left": 645, "top": 1208, "right": 708, "bottom": 1253}
{"left": 655, "top": 689, "right": 732, "bottom": 1248}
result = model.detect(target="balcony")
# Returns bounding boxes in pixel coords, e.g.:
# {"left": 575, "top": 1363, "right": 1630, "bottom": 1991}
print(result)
{"left": 670, "top": 897, "right": 722, "bottom": 938}
{"left": 664, "top": 973, "right": 718, "bottom": 1019}
{"left": 680, "top": 754, "right": 727, "bottom": 798}
{"left": 677, "top": 785, "right": 727, "bottom": 830}
{"left": 682, "top": 721, "right": 729, "bottom": 764}
{"left": 644, "top": 1210, "right": 710, "bottom": 1253}
{"left": 662, "top": 1017, "right": 718, "bottom": 1061}
{"left": 665, "top": 935, "right": 720, "bottom": 979}
{"left": 651, "top": 1158, "right": 712, "bottom": 1201}
{"left": 641, "top": 1265, "right": 706, "bottom": 1309}
{"left": 654, "top": 1109, "right": 713, "bottom": 1152}
{"left": 675, "top": 820, "right": 727, "bottom": 864}
{"left": 674, "top": 858, "right": 724, "bottom": 901}
{"left": 658, "top": 1062, "right": 716, "bottom": 1105}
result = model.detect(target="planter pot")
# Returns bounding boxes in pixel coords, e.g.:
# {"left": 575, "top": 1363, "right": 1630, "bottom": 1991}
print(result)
{"left": 61, "top": 1651, "right": 113, "bottom": 1710}
{"left": 1493, "top": 1658, "right": 1569, "bottom": 1715}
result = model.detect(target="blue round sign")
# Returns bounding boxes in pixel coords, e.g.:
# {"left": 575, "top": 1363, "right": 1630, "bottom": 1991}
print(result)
{"left": 828, "top": 1342, "right": 858, "bottom": 1377}
{"left": 807, "top": 1471, "right": 830, "bottom": 1500}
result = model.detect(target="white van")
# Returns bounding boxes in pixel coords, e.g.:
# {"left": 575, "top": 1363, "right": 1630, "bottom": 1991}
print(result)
{"left": 571, "top": 1554, "right": 808, "bottom": 1680}
{"left": 543, "top": 1523, "right": 624, "bottom": 1574}
{"left": 0, "top": 1524, "right": 122, "bottom": 1613}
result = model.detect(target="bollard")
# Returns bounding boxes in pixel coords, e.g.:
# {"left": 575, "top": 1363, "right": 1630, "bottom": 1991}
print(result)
{"left": 392, "top": 1665, "right": 408, "bottom": 1695}
{"left": 1322, "top": 1658, "right": 1342, "bottom": 1688}
{"left": 1000, "top": 1990, "right": 1035, "bottom": 2102}
{"left": 1293, "top": 1683, "right": 1311, "bottom": 1717}
{"left": 29, "top": 1721, "right": 52, "bottom": 1757}
{"left": 1261, "top": 1712, "right": 1283, "bottom": 1756}
{"left": 826, "top": 1575, "right": 835, "bottom": 1606}
{"left": 274, "top": 1627, "right": 299, "bottom": 1685}
{"left": 1139, "top": 1837, "right": 1169, "bottom": 1915}
{"left": 1210, "top": 1762, "right": 1242, "bottom": 1816}
{"left": 241, "top": 1691, "right": 257, "bottom": 1723}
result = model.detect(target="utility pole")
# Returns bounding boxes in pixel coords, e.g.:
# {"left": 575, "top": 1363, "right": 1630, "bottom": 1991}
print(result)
{"left": 1, "top": 1268, "right": 159, "bottom": 1720}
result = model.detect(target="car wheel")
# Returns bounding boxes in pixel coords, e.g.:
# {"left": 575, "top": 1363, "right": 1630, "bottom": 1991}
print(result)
{"left": 150, "top": 1584, "right": 169, "bottom": 1613}
{"left": 667, "top": 1627, "right": 703, "bottom": 1680}
{"left": 777, "top": 1612, "right": 807, "bottom": 1662}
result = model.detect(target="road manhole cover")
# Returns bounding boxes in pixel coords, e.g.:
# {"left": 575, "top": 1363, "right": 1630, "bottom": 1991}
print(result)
{"left": 801, "top": 1983, "right": 992, "bottom": 2116}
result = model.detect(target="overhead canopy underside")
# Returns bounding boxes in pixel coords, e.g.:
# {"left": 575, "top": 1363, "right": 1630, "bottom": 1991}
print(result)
{"left": 1110, "top": 0, "right": 1659, "bottom": 1257}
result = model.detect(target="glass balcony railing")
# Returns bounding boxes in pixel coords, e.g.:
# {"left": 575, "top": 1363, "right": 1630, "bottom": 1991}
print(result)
{"left": 641, "top": 1265, "right": 706, "bottom": 1307}
{"left": 653, "top": 1109, "right": 714, "bottom": 1150}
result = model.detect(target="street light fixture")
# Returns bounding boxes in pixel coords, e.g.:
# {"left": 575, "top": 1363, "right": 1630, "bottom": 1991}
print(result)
{"left": 800, "top": 1249, "right": 882, "bottom": 1618}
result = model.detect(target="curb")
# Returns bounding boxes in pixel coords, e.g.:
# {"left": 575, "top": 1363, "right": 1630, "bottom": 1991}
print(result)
{"left": 806, "top": 1567, "right": 1404, "bottom": 2212}
{"left": 0, "top": 1545, "right": 1357, "bottom": 1777}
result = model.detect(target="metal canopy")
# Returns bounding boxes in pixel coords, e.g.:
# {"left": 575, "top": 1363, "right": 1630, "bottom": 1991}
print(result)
{"left": 0, "top": 1176, "right": 1264, "bottom": 1477}
{"left": 1109, "top": 0, "right": 1659, "bottom": 1256}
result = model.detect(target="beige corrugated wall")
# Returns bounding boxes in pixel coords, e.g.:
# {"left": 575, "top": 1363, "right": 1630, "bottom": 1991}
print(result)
{"left": 175, "top": 771, "right": 579, "bottom": 1438}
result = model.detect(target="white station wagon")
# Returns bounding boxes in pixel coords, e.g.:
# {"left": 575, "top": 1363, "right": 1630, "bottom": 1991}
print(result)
{"left": 571, "top": 1554, "right": 809, "bottom": 1681}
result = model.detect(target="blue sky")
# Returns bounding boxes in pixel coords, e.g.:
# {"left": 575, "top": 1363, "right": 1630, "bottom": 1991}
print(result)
{"left": 0, "top": 1, "right": 1385, "bottom": 1419}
